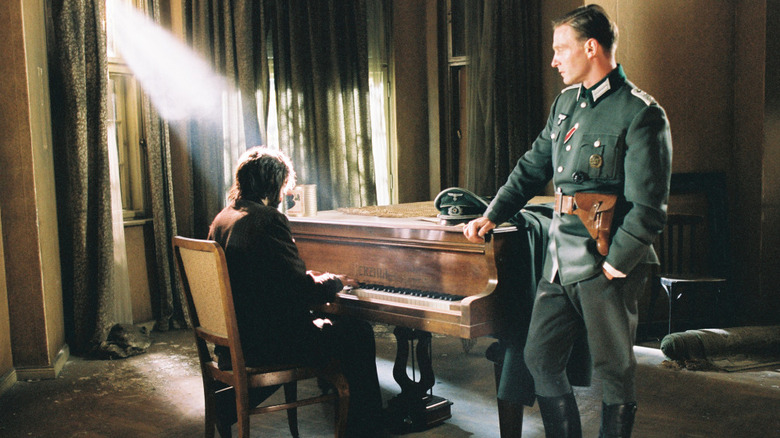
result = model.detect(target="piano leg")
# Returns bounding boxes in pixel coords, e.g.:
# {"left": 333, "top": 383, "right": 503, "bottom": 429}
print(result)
{"left": 385, "top": 326, "right": 452, "bottom": 433}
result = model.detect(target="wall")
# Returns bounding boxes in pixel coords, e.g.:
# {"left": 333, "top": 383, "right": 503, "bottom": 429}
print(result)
{"left": 125, "top": 222, "right": 155, "bottom": 323}
{"left": 761, "top": 0, "right": 780, "bottom": 323}
{"left": 731, "top": 0, "right": 765, "bottom": 323}
{"left": 0, "top": 208, "right": 16, "bottom": 395}
{"left": 392, "top": 0, "right": 431, "bottom": 203}
{"left": 0, "top": 0, "right": 67, "bottom": 379}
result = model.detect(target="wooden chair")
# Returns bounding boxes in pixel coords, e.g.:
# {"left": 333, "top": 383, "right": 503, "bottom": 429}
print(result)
{"left": 172, "top": 236, "right": 349, "bottom": 438}
{"left": 648, "top": 214, "right": 727, "bottom": 334}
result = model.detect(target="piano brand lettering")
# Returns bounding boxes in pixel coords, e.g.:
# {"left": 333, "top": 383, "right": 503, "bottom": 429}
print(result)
{"left": 356, "top": 265, "right": 396, "bottom": 282}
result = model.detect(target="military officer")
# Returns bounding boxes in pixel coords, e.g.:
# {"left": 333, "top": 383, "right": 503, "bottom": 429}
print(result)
{"left": 464, "top": 5, "right": 672, "bottom": 438}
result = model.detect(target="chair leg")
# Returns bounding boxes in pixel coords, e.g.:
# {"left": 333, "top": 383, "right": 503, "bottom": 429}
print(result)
{"left": 204, "top": 390, "right": 218, "bottom": 438}
{"left": 662, "top": 284, "right": 673, "bottom": 334}
{"left": 235, "top": 389, "right": 251, "bottom": 438}
{"left": 330, "top": 374, "right": 350, "bottom": 438}
{"left": 284, "top": 382, "right": 300, "bottom": 438}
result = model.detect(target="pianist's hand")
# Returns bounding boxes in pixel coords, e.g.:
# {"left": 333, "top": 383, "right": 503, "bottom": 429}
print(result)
{"left": 463, "top": 217, "right": 496, "bottom": 243}
{"left": 335, "top": 274, "right": 360, "bottom": 289}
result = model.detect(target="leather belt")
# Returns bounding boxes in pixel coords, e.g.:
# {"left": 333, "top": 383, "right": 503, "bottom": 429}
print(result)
{"left": 554, "top": 192, "right": 577, "bottom": 215}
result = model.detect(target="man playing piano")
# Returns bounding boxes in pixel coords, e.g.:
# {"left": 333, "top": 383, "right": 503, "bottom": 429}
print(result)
{"left": 208, "top": 146, "right": 384, "bottom": 437}
{"left": 465, "top": 5, "right": 671, "bottom": 438}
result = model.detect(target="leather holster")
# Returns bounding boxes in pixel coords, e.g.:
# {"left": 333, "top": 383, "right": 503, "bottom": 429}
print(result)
{"left": 573, "top": 193, "right": 618, "bottom": 256}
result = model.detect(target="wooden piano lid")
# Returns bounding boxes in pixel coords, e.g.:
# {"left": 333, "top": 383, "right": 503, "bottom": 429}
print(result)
{"left": 288, "top": 196, "right": 554, "bottom": 234}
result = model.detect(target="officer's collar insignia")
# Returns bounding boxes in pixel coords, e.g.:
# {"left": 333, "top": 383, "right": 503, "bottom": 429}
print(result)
{"left": 557, "top": 114, "right": 568, "bottom": 125}
{"left": 591, "top": 79, "right": 611, "bottom": 102}
{"left": 582, "top": 64, "right": 627, "bottom": 106}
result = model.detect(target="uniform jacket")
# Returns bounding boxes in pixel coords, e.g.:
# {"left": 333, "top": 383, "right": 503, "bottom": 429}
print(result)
{"left": 485, "top": 65, "right": 672, "bottom": 285}
{"left": 208, "top": 199, "right": 343, "bottom": 365}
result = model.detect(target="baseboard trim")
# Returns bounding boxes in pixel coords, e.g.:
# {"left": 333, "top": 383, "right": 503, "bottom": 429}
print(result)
{"left": 15, "top": 343, "right": 70, "bottom": 381}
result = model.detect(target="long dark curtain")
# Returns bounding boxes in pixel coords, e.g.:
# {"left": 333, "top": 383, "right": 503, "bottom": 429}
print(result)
{"left": 464, "top": 0, "right": 542, "bottom": 196}
{"left": 47, "top": 0, "right": 186, "bottom": 353}
{"left": 185, "top": 0, "right": 270, "bottom": 237}
{"left": 47, "top": 0, "right": 115, "bottom": 354}
{"left": 141, "top": 0, "right": 189, "bottom": 331}
{"left": 269, "top": 0, "right": 376, "bottom": 210}
{"left": 185, "top": 0, "right": 376, "bottom": 226}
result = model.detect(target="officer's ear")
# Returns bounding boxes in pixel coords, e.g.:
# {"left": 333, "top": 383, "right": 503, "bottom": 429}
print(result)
{"left": 584, "top": 38, "right": 598, "bottom": 58}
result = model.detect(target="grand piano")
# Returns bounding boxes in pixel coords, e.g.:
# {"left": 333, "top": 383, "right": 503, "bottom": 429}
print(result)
{"left": 288, "top": 199, "right": 552, "bottom": 431}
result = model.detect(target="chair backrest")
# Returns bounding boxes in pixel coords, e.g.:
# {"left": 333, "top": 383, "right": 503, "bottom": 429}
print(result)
{"left": 172, "top": 236, "right": 244, "bottom": 368}
{"left": 656, "top": 213, "right": 706, "bottom": 275}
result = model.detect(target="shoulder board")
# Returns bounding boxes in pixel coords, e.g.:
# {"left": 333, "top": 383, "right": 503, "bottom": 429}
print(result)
{"left": 630, "top": 88, "right": 656, "bottom": 106}
{"left": 560, "top": 84, "right": 579, "bottom": 94}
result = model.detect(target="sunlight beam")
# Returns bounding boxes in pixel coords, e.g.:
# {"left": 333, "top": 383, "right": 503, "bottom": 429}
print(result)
{"left": 108, "top": 0, "right": 227, "bottom": 121}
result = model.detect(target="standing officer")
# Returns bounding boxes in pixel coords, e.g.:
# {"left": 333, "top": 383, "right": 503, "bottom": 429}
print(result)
{"left": 464, "top": 5, "right": 672, "bottom": 438}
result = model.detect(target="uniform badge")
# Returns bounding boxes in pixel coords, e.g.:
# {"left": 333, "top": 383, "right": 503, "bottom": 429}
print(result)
{"left": 589, "top": 154, "right": 603, "bottom": 168}
{"left": 557, "top": 114, "right": 568, "bottom": 125}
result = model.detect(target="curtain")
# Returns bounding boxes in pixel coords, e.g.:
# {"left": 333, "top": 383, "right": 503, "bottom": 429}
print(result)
{"left": 106, "top": 123, "right": 133, "bottom": 325}
{"left": 185, "top": 0, "right": 377, "bottom": 220}
{"left": 464, "top": 0, "right": 542, "bottom": 196}
{"left": 140, "top": 0, "right": 190, "bottom": 331}
{"left": 184, "top": 0, "right": 270, "bottom": 237}
{"left": 47, "top": 0, "right": 116, "bottom": 354}
{"left": 269, "top": 0, "right": 376, "bottom": 210}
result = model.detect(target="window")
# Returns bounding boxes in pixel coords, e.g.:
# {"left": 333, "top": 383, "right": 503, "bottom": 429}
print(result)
{"left": 367, "top": 0, "right": 393, "bottom": 205}
{"left": 107, "top": 0, "right": 149, "bottom": 219}
{"left": 263, "top": 0, "right": 393, "bottom": 205}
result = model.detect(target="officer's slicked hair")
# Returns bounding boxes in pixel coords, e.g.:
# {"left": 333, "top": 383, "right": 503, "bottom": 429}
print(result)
{"left": 553, "top": 4, "right": 618, "bottom": 55}
{"left": 228, "top": 146, "right": 297, "bottom": 207}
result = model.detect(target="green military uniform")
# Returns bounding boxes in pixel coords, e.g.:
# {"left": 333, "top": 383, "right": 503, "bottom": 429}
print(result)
{"left": 484, "top": 65, "right": 672, "bottom": 403}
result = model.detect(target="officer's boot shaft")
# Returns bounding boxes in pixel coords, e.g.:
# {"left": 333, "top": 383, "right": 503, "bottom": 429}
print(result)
{"left": 536, "top": 393, "right": 582, "bottom": 438}
{"left": 599, "top": 402, "right": 637, "bottom": 438}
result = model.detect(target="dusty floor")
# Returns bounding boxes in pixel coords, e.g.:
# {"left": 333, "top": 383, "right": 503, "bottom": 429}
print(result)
{"left": 0, "top": 326, "right": 778, "bottom": 437}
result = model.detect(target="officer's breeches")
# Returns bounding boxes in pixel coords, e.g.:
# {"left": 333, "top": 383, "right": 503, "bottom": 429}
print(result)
{"left": 523, "top": 264, "right": 649, "bottom": 404}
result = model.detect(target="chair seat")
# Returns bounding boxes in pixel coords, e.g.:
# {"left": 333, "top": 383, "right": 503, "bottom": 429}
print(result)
{"left": 658, "top": 274, "right": 727, "bottom": 286}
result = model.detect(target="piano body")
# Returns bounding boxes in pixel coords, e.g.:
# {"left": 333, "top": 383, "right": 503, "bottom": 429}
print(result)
{"left": 289, "top": 210, "right": 524, "bottom": 340}
{"left": 288, "top": 200, "right": 552, "bottom": 432}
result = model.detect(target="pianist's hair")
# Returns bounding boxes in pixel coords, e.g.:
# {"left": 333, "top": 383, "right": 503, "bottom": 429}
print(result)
{"left": 228, "top": 146, "right": 297, "bottom": 208}
{"left": 552, "top": 4, "right": 618, "bottom": 55}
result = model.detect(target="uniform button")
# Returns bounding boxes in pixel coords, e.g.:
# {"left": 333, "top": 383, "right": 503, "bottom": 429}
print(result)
{"left": 565, "top": 145, "right": 571, "bottom": 151}
{"left": 557, "top": 166, "right": 564, "bottom": 173}
{"left": 580, "top": 102, "right": 587, "bottom": 108}
{"left": 594, "top": 140, "right": 601, "bottom": 147}
{"left": 551, "top": 133, "right": 556, "bottom": 139}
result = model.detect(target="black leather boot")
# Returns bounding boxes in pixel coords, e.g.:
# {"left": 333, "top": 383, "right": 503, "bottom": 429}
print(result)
{"left": 536, "top": 393, "right": 582, "bottom": 438}
{"left": 599, "top": 402, "right": 638, "bottom": 438}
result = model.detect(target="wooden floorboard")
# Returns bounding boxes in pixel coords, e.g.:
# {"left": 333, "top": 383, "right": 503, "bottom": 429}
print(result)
{"left": 0, "top": 327, "right": 778, "bottom": 437}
